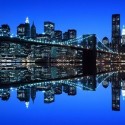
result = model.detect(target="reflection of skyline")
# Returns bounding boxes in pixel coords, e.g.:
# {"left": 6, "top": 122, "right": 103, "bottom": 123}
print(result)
{"left": 0, "top": 65, "right": 125, "bottom": 111}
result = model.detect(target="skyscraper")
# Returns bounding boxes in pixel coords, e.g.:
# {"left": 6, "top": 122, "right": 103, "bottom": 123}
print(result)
{"left": 112, "top": 14, "right": 121, "bottom": 52}
{"left": 1, "top": 24, "right": 10, "bottom": 36}
{"left": 112, "top": 74, "right": 120, "bottom": 111}
{"left": 25, "top": 17, "right": 30, "bottom": 38}
{"left": 17, "top": 24, "right": 25, "bottom": 38}
{"left": 44, "top": 90, "right": 55, "bottom": 103}
{"left": 31, "top": 86, "right": 36, "bottom": 103}
{"left": 31, "top": 22, "right": 36, "bottom": 39}
{"left": 44, "top": 21, "right": 55, "bottom": 40}
{"left": 102, "top": 37, "right": 109, "bottom": 45}
{"left": 121, "top": 25, "right": 125, "bottom": 45}
{"left": 54, "top": 30, "right": 62, "bottom": 42}
{"left": 68, "top": 29, "right": 77, "bottom": 39}
{"left": 63, "top": 32, "right": 69, "bottom": 41}
{"left": 0, "top": 27, "right": 2, "bottom": 36}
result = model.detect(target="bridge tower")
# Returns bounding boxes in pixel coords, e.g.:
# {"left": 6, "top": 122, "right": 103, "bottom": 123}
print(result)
{"left": 82, "top": 34, "right": 97, "bottom": 75}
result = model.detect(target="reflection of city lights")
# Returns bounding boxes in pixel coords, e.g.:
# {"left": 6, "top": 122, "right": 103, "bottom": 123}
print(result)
{"left": 122, "top": 90, "right": 125, "bottom": 100}
{"left": 25, "top": 102, "right": 29, "bottom": 108}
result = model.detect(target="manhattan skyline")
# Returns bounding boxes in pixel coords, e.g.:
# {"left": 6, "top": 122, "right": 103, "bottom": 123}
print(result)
{"left": 0, "top": 0, "right": 125, "bottom": 41}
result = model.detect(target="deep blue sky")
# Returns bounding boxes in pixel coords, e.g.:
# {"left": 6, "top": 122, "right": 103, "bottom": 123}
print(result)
{"left": 0, "top": 0, "right": 125, "bottom": 40}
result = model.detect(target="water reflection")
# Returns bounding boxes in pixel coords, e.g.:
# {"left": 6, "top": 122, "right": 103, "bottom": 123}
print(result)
{"left": 0, "top": 63, "right": 125, "bottom": 111}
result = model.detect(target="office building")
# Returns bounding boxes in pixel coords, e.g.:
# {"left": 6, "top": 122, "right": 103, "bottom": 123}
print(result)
{"left": 44, "top": 90, "right": 55, "bottom": 103}
{"left": 112, "top": 74, "right": 120, "bottom": 111}
{"left": 54, "top": 30, "right": 62, "bottom": 42}
{"left": 121, "top": 80, "right": 125, "bottom": 100}
{"left": 44, "top": 21, "right": 55, "bottom": 40}
{"left": 1, "top": 24, "right": 10, "bottom": 36}
{"left": 0, "top": 27, "right": 2, "bottom": 36}
{"left": 31, "top": 86, "right": 36, "bottom": 103}
{"left": 36, "top": 33, "right": 51, "bottom": 42}
{"left": 17, "top": 24, "right": 25, "bottom": 38}
{"left": 102, "top": 37, "right": 109, "bottom": 45}
{"left": 112, "top": 14, "right": 121, "bottom": 51}
{"left": 1, "top": 89, "right": 10, "bottom": 101}
{"left": 17, "top": 17, "right": 30, "bottom": 38}
{"left": 68, "top": 29, "right": 77, "bottom": 39}
{"left": 63, "top": 32, "right": 69, "bottom": 41}
{"left": 63, "top": 29, "right": 77, "bottom": 41}
{"left": 68, "top": 86, "right": 76, "bottom": 95}
{"left": 54, "top": 83, "right": 62, "bottom": 94}
{"left": 25, "top": 17, "right": 30, "bottom": 38}
{"left": 17, "top": 87, "right": 30, "bottom": 108}
{"left": 31, "top": 22, "right": 36, "bottom": 39}
{"left": 121, "top": 25, "right": 125, "bottom": 45}
{"left": 63, "top": 84, "right": 69, "bottom": 93}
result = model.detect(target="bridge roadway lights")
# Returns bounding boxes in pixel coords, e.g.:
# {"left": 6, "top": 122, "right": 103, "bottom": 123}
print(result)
{"left": 82, "top": 49, "right": 97, "bottom": 76}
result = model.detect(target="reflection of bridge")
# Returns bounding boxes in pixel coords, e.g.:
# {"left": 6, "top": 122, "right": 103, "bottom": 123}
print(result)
{"left": 0, "top": 69, "right": 123, "bottom": 111}
{"left": 0, "top": 65, "right": 118, "bottom": 89}
{"left": 0, "top": 35, "right": 125, "bottom": 75}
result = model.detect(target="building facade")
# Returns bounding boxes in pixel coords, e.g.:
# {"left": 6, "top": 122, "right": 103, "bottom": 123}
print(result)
{"left": 102, "top": 37, "right": 109, "bottom": 45}
{"left": 31, "top": 22, "right": 36, "bottom": 39}
{"left": 68, "top": 29, "right": 77, "bottom": 39}
{"left": 121, "top": 25, "right": 125, "bottom": 45}
{"left": 54, "top": 30, "right": 62, "bottom": 42}
{"left": 1, "top": 24, "right": 10, "bottom": 37}
{"left": 25, "top": 17, "right": 30, "bottom": 38}
{"left": 17, "top": 17, "right": 31, "bottom": 38}
{"left": 112, "top": 14, "right": 121, "bottom": 52}
{"left": 63, "top": 32, "right": 69, "bottom": 41}
{"left": 17, "top": 24, "right": 25, "bottom": 38}
{"left": 44, "top": 21, "right": 55, "bottom": 40}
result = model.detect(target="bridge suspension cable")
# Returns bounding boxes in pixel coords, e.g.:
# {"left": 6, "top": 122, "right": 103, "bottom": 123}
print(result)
{"left": 96, "top": 36, "right": 118, "bottom": 54}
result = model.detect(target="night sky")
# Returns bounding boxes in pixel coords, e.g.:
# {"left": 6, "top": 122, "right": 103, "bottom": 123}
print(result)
{"left": 0, "top": 0, "right": 125, "bottom": 41}
{"left": 1, "top": 1, "right": 125, "bottom": 124}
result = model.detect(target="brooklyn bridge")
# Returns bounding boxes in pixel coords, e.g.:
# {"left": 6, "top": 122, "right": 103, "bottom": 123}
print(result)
{"left": 0, "top": 33, "right": 125, "bottom": 74}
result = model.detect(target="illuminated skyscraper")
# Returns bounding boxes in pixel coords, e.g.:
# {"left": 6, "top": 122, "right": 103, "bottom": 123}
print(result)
{"left": 121, "top": 80, "right": 125, "bottom": 100}
{"left": 68, "top": 29, "right": 77, "bottom": 39}
{"left": 54, "top": 30, "right": 62, "bottom": 42}
{"left": 25, "top": 17, "right": 30, "bottom": 38}
{"left": 54, "top": 83, "right": 62, "bottom": 94}
{"left": 44, "top": 21, "right": 55, "bottom": 40}
{"left": 1, "top": 24, "right": 10, "bottom": 36}
{"left": 121, "top": 25, "right": 125, "bottom": 45}
{"left": 112, "top": 74, "right": 120, "bottom": 111}
{"left": 68, "top": 86, "right": 76, "bottom": 95}
{"left": 44, "top": 90, "right": 55, "bottom": 103}
{"left": 17, "top": 17, "right": 31, "bottom": 38}
{"left": 63, "top": 29, "right": 77, "bottom": 42}
{"left": 1, "top": 89, "right": 10, "bottom": 101}
{"left": 112, "top": 14, "right": 121, "bottom": 52}
{"left": 17, "top": 87, "right": 30, "bottom": 108}
{"left": 0, "top": 27, "right": 2, "bottom": 36}
{"left": 17, "top": 24, "right": 25, "bottom": 38}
